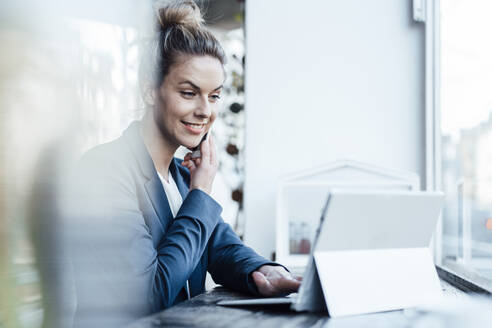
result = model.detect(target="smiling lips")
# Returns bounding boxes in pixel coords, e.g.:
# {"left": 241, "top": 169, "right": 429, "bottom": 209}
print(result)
{"left": 182, "top": 121, "right": 206, "bottom": 134}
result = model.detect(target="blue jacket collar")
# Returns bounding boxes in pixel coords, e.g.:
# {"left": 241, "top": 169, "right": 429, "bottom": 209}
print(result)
{"left": 123, "top": 121, "right": 189, "bottom": 228}
{"left": 124, "top": 121, "right": 189, "bottom": 195}
{"left": 169, "top": 158, "right": 189, "bottom": 198}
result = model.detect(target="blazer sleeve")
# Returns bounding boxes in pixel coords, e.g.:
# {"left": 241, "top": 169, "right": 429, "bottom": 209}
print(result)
{"left": 153, "top": 189, "right": 222, "bottom": 308}
{"left": 67, "top": 148, "right": 222, "bottom": 322}
{"left": 206, "top": 220, "right": 282, "bottom": 295}
{"left": 172, "top": 160, "right": 285, "bottom": 295}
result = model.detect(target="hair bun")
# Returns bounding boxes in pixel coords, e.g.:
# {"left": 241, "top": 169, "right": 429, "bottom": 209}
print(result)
{"left": 155, "top": 0, "right": 204, "bottom": 30}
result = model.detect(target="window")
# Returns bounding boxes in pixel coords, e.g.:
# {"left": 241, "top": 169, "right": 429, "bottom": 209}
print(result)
{"left": 440, "top": 0, "right": 492, "bottom": 288}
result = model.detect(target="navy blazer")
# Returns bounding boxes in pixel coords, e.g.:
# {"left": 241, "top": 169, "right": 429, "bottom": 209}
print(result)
{"left": 69, "top": 121, "right": 274, "bottom": 326}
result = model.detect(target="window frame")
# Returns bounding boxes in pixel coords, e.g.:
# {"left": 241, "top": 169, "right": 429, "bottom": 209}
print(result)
{"left": 429, "top": 0, "right": 492, "bottom": 294}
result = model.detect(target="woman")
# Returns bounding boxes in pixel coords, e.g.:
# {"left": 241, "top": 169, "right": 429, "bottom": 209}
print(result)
{"left": 69, "top": 1, "right": 300, "bottom": 326}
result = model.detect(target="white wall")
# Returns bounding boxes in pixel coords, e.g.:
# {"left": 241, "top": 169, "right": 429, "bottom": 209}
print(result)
{"left": 243, "top": 0, "right": 426, "bottom": 258}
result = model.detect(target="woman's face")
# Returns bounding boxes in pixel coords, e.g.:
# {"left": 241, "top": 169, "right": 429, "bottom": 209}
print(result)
{"left": 154, "top": 55, "right": 224, "bottom": 150}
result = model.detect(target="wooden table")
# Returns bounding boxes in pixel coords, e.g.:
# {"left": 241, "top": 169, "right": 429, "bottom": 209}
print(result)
{"left": 128, "top": 281, "right": 466, "bottom": 328}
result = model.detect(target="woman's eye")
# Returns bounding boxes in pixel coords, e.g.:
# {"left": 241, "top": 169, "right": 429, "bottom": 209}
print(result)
{"left": 209, "top": 94, "right": 221, "bottom": 102}
{"left": 180, "top": 91, "right": 195, "bottom": 98}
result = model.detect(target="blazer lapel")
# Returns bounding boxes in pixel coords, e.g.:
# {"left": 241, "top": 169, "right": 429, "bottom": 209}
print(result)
{"left": 145, "top": 176, "right": 174, "bottom": 230}
{"left": 169, "top": 159, "right": 189, "bottom": 199}
{"left": 124, "top": 121, "right": 174, "bottom": 230}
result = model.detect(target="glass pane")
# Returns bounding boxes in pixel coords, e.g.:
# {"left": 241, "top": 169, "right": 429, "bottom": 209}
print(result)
{"left": 441, "top": 0, "right": 492, "bottom": 279}
{"left": 284, "top": 186, "right": 325, "bottom": 255}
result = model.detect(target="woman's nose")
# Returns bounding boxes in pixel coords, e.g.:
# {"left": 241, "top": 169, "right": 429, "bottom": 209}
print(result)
{"left": 195, "top": 96, "right": 212, "bottom": 118}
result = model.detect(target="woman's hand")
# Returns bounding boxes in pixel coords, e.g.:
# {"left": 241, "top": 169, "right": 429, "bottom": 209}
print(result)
{"left": 252, "top": 265, "right": 302, "bottom": 297}
{"left": 181, "top": 135, "right": 218, "bottom": 195}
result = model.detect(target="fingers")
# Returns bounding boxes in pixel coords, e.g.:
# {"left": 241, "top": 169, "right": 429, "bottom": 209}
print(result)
{"left": 181, "top": 157, "right": 197, "bottom": 172}
{"left": 252, "top": 271, "right": 274, "bottom": 296}
{"left": 209, "top": 135, "right": 217, "bottom": 166}
{"left": 182, "top": 153, "right": 192, "bottom": 169}
{"left": 183, "top": 133, "right": 217, "bottom": 195}
{"left": 182, "top": 152, "right": 201, "bottom": 171}
{"left": 183, "top": 134, "right": 215, "bottom": 166}
{"left": 276, "top": 276, "right": 301, "bottom": 294}
{"left": 200, "top": 134, "right": 211, "bottom": 163}
{"left": 253, "top": 270, "right": 301, "bottom": 297}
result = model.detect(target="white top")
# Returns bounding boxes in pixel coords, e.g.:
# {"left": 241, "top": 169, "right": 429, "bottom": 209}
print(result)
{"left": 157, "top": 171, "right": 183, "bottom": 218}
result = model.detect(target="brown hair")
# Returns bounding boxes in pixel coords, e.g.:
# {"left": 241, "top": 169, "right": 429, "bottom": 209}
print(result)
{"left": 141, "top": 0, "right": 226, "bottom": 104}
